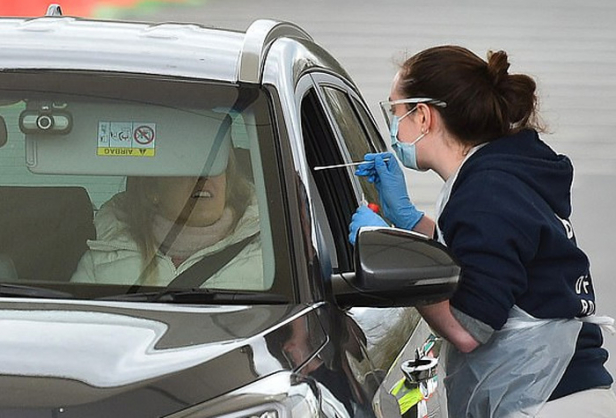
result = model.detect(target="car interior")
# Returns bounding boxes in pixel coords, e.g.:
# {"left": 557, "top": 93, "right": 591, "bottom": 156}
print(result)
{"left": 0, "top": 78, "right": 279, "bottom": 292}
{"left": 0, "top": 186, "right": 96, "bottom": 282}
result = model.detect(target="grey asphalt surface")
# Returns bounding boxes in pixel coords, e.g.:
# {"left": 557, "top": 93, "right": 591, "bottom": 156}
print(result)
{"left": 118, "top": 0, "right": 616, "bottom": 383}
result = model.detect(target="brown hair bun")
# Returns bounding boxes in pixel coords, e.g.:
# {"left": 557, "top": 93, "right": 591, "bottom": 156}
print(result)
{"left": 487, "top": 50, "right": 510, "bottom": 87}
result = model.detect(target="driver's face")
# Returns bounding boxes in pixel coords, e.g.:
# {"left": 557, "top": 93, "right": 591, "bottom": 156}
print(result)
{"left": 154, "top": 175, "right": 227, "bottom": 226}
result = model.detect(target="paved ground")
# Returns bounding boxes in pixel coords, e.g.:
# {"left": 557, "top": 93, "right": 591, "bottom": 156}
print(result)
{"left": 118, "top": 0, "right": 616, "bottom": 381}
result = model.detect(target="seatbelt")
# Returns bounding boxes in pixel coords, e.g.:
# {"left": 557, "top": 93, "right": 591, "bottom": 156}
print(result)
{"left": 168, "top": 232, "right": 259, "bottom": 288}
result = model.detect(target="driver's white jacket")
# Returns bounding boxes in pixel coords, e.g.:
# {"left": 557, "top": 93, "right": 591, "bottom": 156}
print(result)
{"left": 70, "top": 195, "right": 264, "bottom": 290}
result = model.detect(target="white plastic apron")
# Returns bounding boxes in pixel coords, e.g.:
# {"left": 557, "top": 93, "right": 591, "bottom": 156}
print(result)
{"left": 443, "top": 306, "right": 581, "bottom": 417}
{"left": 433, "top": 146, "right": 614, "bottom": 418}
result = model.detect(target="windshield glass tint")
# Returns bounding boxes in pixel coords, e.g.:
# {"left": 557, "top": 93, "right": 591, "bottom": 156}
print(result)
{"left": 0, "top": 72, "right": 288, "bottom": 301}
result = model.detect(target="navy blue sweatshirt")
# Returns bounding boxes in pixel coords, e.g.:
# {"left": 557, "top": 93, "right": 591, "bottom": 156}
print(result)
{"left": 439, "top": 129, "right": 612, "bottom": 400}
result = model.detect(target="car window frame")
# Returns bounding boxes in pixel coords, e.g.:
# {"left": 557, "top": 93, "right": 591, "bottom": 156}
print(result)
{"left": 296, "top": 72, "right": 386, "bottom": 274}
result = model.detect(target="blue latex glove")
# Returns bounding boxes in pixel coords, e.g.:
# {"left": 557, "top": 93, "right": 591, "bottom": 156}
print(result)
{"left": 355, "top": 152, "right": 424, "bottom": 230}
{"left": 348, "top": 205, "right": 388, "bottom": 246}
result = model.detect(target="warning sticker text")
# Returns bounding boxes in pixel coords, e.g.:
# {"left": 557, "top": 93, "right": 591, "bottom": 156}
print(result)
{"left": 97, "top": 122, "right": 156, "bottom": 157}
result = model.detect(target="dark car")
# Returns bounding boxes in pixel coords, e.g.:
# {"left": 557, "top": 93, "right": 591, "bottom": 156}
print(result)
{"left": 0, "top": 5, "right": 459, "bottom": 417}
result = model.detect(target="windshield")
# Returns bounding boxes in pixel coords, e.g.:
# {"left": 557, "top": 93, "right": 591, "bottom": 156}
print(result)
{"left": 0, "top": 72, "right": 290, "bottom": 302}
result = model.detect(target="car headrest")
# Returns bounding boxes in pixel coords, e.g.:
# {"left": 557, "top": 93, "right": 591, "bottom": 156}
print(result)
{"left": 0, "top": 186, "right": 96, "bottom": 282}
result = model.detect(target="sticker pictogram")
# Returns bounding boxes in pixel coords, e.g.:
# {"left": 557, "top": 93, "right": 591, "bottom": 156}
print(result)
{"left": 133, "top": 125, "right": 155, "bottom": 145}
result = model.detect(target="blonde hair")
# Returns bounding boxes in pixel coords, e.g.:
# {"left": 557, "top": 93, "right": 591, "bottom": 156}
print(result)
{"left": 119, "top": 150, "right": 252, "bottom": 284}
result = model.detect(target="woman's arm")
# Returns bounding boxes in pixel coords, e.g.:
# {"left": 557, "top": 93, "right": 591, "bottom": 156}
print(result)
{"left": 417, "top": 300, "right": 480, "bottom": 353}
{"left": 410, "top": 215, "right": 482, "bottom": 352}
{"left": 411, "top": 214, "right": 435, "bottom": 238}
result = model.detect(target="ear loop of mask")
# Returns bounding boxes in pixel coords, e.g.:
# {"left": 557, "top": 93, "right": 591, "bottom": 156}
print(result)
{"left": 390, "top": 106, "right": 429, "bottom": 171}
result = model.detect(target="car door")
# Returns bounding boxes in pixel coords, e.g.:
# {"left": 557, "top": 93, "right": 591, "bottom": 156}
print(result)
{"left": 296, "top": 73, "right": 436, "bottom": 417}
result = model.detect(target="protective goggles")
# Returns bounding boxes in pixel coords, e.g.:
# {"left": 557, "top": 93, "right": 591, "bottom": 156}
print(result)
{"left": 379, "top": 97, "right": 447, "bottom": 129}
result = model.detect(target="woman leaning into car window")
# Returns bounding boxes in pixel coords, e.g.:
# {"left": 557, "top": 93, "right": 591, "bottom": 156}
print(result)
{"left": 71, "top": 147, "right": 264, "bottom": 290}
{"left": 348, "top": 45, "right": 616, "bottom": 417}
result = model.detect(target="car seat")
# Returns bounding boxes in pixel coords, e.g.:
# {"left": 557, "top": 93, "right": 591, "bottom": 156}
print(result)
{"left": 0, "top": 186, "right": 96, "bottom": 282}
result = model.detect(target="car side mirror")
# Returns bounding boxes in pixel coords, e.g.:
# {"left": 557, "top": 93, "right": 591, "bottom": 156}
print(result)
{"left": 0, "top": 116, "right": 7, "bottom": 148}
{"left": 331, "top": 227, "right": 460, "bottom": 308}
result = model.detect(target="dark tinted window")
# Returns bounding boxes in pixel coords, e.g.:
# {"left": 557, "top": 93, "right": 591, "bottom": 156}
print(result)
{"left": 301, "top": 89, "right": 355, "bottom": 272}
{"left": 321, "top": 86, "right": 382, "bottom": 212}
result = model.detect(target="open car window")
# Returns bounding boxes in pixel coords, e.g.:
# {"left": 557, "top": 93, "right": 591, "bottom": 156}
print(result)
{"left": 0, "top": 71, "right": 290, "bottom": 302}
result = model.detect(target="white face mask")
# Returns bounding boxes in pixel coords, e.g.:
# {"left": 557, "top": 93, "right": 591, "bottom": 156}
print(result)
{"left": 389, "top": 110, "right": 427, "bottom": 171}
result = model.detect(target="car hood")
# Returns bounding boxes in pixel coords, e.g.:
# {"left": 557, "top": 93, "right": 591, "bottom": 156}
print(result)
{"left": 0, "top": 299, "right": 322, "bottom": 416}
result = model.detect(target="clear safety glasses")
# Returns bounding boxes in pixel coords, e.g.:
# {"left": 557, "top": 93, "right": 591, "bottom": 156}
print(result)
{"left": 379, "top": 97, "right": 447, "bottom": 129}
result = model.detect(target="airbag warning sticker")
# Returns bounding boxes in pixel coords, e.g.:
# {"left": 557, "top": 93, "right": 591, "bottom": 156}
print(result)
{"left": 97, "top": 122, "right": 156, "bottom": 157}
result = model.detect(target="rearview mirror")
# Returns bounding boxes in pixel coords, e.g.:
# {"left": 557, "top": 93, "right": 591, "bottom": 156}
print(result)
{"left": 332, "top": 227, "right": 460, "bottom": 307}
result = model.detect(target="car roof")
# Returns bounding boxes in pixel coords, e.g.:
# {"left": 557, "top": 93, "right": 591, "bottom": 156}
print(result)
{"left": 0, "top": 12, "right": 316, "bottom": 84}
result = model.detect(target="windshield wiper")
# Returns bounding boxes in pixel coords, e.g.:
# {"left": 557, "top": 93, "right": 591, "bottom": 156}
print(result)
{"left": 0, "top": 283, "right": 74, "bottom": 299}
{"left": 97, "top": 288, "right": 288, "bottom": 304}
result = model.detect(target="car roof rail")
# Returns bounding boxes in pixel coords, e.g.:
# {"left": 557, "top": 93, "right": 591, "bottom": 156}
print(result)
{"left": 46, "top": 4, "right": 63, "bottom": 16}
{"left": 238, "top": 19, "right": 312, "bottom": 84}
